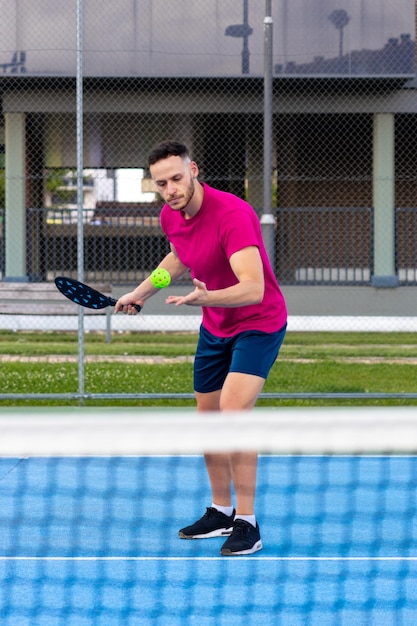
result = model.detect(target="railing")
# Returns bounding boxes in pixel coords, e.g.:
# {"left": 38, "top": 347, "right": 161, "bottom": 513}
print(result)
{"left": 276, "top": 207, "right": 373, "bottom": 285}
{"left": 396, "top": 208, "right": 417, "bottom": 285}
{"left": 26, "top": 207, "right": 170, "bottom": 284}
{"left": 0, "top": 207, "right": 416, "bottom": 285}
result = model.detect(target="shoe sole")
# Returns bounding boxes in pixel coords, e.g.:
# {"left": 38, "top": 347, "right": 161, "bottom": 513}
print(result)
{"left": 178, "top": 527, "right": 233, "bottom": 539}
{"left": 220, "top": 539, "right": 263, "bottom": 556}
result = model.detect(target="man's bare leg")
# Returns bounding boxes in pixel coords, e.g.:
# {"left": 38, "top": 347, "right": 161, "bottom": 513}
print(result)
{"left": 195, "top": 372, "right": 265, "bottom": 515}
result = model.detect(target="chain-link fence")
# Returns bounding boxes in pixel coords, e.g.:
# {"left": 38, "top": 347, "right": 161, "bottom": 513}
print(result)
{"left": 0, "top": 0, "right": 416, "bottom": 345}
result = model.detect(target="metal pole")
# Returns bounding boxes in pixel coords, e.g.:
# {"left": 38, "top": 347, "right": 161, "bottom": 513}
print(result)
{"left": 76, "top": 0, "right": 85, "bottom": 400}
{"left": 261, "top": 0, "right": 275, "bottom": 269}
{"left": 242, "top": 0, "right": 250, "bottom": 74}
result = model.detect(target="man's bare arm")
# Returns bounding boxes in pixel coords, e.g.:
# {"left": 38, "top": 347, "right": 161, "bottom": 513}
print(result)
{"left": 165, "top": 246, "right": 264, "bottom": 308}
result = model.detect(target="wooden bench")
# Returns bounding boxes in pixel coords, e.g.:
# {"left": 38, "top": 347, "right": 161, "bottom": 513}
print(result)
{"left": 0, "top": 281, "right": 114, "bottom": 342}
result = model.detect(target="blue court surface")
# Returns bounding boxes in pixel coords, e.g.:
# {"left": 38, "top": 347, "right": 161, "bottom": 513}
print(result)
{"left": 0, "top": 454, "right": 417, "bottom": 625}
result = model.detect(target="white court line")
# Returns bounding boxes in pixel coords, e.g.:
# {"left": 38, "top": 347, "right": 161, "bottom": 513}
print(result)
{"left": 1, "top": 556, "right": 417, "bottom": 562}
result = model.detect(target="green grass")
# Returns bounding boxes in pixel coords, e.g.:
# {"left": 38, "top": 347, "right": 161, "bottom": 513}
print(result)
{"left": 0, "top": 330, "right": 416, "bottom": 406}
{"left": 0, "top": 330, "right": 198, "bottom": 357}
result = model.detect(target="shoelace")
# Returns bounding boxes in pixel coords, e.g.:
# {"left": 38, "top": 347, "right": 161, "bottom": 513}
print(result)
{"left": 232, "top": 520, "right": 251, "bottom": 535}
{"left": 205, "top": 507, "right": 230, "bottom": 519}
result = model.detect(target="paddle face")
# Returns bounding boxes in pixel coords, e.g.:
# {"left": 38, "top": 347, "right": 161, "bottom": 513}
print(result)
{"left": 55, "top": 276, "right": 116, "bottom": 309}
{"left": 55, "top": 276, "right": 142, "bottom": 312}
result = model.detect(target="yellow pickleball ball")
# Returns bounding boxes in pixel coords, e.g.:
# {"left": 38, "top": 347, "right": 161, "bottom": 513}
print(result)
{"left": 150, "top": 268, "right": 171, "bottom": 289}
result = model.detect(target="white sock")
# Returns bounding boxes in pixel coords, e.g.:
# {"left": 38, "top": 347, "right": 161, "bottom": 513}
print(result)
{"left": 212, "top": 503, "right": 234, "bottom": 517}
{"left": 235, "top": 514, "right": 256, "bottom": 528}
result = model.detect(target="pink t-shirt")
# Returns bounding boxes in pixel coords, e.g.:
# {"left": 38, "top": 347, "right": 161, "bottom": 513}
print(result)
{"left": 160, "top": 183, "right": 287, "bottom": 337}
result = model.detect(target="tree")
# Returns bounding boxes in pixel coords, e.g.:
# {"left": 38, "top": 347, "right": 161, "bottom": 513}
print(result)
{"left": 328, "top": 9, "right": 350, "bottom": 59}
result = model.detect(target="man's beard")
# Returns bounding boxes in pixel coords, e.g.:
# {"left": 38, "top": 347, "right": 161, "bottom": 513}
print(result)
{"left": 168, "top": 177, "right": 195, "bottom": 210}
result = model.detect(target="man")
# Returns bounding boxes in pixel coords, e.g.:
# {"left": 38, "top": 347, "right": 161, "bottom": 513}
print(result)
{"left": 115, "top": 140, "right": 287, "bottom": 556}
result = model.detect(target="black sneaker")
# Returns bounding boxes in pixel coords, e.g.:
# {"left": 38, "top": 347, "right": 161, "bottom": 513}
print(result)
{"left": 220, "top": 519, "right": 262, "bottom": 556}
{"left": 178, "top": 507, "right": 235, "bottom": 539}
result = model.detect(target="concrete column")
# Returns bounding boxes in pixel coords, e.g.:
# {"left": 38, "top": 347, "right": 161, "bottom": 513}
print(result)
{"left": 4, "top": 112, "right": 27, "bottom": 281}
{"left": 372, "top": 113, "right": 398, "bottom": 287}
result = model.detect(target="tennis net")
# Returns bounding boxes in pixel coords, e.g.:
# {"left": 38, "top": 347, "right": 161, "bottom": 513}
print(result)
{"left": 0, "top": 406, "right": 416, "bottom": 625}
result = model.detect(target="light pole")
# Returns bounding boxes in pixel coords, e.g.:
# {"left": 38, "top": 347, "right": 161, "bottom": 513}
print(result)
{"left": 225, "top": 0, "right": 253, "bottom": 74}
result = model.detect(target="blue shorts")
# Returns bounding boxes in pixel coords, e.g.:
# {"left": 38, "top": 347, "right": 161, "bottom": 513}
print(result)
{"left": 194, "top": 323, "right": 287, "bottom": 394}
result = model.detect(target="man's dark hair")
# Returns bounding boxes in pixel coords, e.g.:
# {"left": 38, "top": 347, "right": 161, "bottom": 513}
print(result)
{"left": 148, "top": 140, "right": 190, "bottom": 166}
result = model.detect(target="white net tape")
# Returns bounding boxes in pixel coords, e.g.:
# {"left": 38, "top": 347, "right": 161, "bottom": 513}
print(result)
{"left": 1, "top": 407, "right": 416, "bottom": 456}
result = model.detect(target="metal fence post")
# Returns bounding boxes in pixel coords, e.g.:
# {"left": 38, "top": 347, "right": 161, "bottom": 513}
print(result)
{"left": 76, "top": 0, "right": 85, "bottom": 401}
{"left": 261, "top": 0, "right": 276, "bottom": 270}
